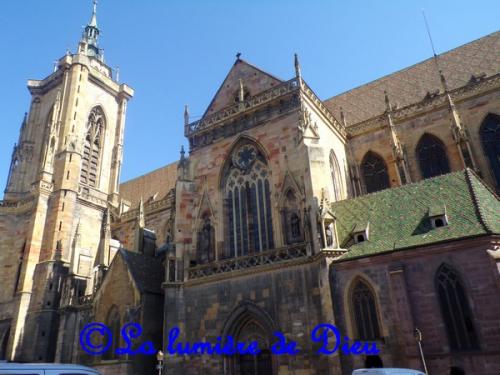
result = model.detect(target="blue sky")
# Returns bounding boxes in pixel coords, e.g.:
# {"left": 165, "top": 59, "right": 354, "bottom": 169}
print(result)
{"left": 1, "top": 0, "right": 499, "bottom": 193}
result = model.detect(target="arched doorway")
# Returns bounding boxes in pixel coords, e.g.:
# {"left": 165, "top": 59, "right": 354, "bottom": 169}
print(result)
{"left": 222, "top": 302, "right": 277, "bottom": 375}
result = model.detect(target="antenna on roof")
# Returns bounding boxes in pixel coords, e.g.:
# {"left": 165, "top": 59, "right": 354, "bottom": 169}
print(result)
{"left": 422, "top": 9, "right": 441, "bottom": 74}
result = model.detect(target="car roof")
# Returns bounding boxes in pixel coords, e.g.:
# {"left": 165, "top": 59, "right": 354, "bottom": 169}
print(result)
{"left": 353, "top": 369, "right": 425, "bottom": 374}
{"left": 0, "top": 363, "right": 99, "bottom": 373}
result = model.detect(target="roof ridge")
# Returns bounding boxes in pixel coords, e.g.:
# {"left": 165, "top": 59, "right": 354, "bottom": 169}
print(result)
{"left": 325, "top": 30, "right": 500, "bottom": 101}
{"left": 464, "top": 168, "right": 499, "bottom": 233}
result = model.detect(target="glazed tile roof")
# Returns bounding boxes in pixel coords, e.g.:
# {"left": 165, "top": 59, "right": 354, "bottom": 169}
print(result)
{"left": 324, "top": 31, "right": 500, "bottom": 125}
{"left": 119, "top": 249, "right": 164, "bottom": 295}
{"left": 332, "top": 169, "right": 500, "bottom": 261}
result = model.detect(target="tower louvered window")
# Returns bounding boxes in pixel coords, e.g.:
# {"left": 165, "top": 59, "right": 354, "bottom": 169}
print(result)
{"left": 224, "top": 142, "right": 274, "bottom": 258}
{"left": 351, "top": 280, "right": 381, "bottom": 340}
{"left": 436, "top": 264, "right": 479, "bottom": 351}
{"left": 80, "top": 107, "right": 105, "bottom": 187}
{"left": 361, "top": 151, "right": 390, "bottom": 193}
{"left": 416, "top": 134, "right": 450, "bottom": 179}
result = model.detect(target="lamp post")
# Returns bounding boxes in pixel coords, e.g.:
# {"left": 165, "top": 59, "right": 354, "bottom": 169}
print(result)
{"left": 156, "top": 350, "right": 164, "bottom": 375}
{"left": 414, "top": 328, "right": 428, "bottom": 374}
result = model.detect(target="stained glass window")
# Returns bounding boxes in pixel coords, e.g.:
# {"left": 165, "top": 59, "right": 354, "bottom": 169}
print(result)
{"left": 436, "top": 264, "right": 479, "bottom": 351}
{"left": 224, "top": 143, "right": 274, "bottom": 257}
{"left": 330, "top": 150, "right": 343, "bottom": 201}
{"left": 351, "top": 280, "right": 381, "bottom": 340}
{"left": 416, "top": 134, "right": 450, "bottom": 179}
{"left": 361, "top": 152, "right": 390, "bottom": 193}
{"left": 480, "top": 114, "right": 500, "bottom": 188}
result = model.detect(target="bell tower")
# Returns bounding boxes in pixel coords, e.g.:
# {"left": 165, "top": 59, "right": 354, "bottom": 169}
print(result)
{"left": 0, "top": 1, "right": 133, "bottom": 362}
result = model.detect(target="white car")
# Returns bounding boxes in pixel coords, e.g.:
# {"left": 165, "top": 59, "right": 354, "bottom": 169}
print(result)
{"left": 0, "top": 363, "right": 101, "bottom": 375}
{"left": 353, "top": 369, "right": 426, "bottom": 375}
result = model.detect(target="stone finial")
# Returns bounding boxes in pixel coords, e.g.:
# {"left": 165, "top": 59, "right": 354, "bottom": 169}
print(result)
{"left": 236, "top": 52, "right": 242, "bottom": 61}
{"left": 180, "top": 145, "right": 186, "bottom": 161}
{"left": 138, "top": 197, "right": 145, "bottom": 228}
{"left": 339, "top": 107, "right": 346, "bottom": 127}
{"left": 55, "top": 240, "right": 63, "bottom": 261}
{"left": 184, "top": 105, "right": 189, "bottom": 127}
{"left": 384, "top": 90, "right": 392, "bottom": 112}
{"left": 294, "top": 53, "right": 302, "bottom": 80}
{"left": 21, "top": 112, "right": 27, "bottom": 129}
{"left": 238, "top": 79, "right": 245, "bottom": 103}
{"left": 70, "top": 220, "right": 81, "bottom": 273}
{"left": 439, "top": 70, "right": 449, "bottom": 93}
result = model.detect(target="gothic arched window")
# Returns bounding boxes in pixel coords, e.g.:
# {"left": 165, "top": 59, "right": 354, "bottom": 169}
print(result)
{"left": 330, "top": 150, "right": 343, "bottom": 201}
{"left": 282, "top": 190, "right": 303, "bottom": 245}
{"left": 103, "top": 305, "right": 120, "bottom": 360}
{"left": 416, "top": 134, "right": 450, "bottom": 179}
{"left": 480, "top": 114, "right": 500, "bottom": 187}
{"left": 361, "top": 152, "right": 390, "bottom": 193}
{"left": 351, "top": 279, "right": 381, "bottom": 340}
{"left": 223, "top": 141, "right": 274, "bottom": 258}
{"left": 80, "top": 106, "right": 105, "bottom": 187}
{"left": 436, "top": 264, "right": 479, "bottom": 351}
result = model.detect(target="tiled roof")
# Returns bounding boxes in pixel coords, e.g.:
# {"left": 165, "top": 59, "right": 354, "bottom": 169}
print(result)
{"left": 119, "top": 249, "right": 164, "bottom": 295}
{"left": 331, "top": 169, "right": 500, "bottom": 261}
{"left": 119, "top": 161, "right": 177, "bottom": 207}
{"left": 324, "top": 31, "right": 500, "bottom": 125}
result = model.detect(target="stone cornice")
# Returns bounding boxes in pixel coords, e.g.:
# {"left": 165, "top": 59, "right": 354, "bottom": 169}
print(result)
{"left": 0, "top": 196, "right": 35, "bottom": 214}
{"left": 301, "top": 81, "right": 347, "bottom": 140}
{"left": 118, "top": 190, "right": 175, "bottom": 223}
{"left": 347, "top": 73, "right": 500, "bottom": 137}
{"left": 186, "top": 78, "right": 301, "bottom": 138}
{"left": 184, "top": 245, "right": 346, "bottom": 286}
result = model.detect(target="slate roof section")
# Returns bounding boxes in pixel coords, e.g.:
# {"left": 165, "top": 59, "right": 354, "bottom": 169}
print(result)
{"left": 119, "top": 249, "right": 164, "bottom": 295}
{"left": 324, "top": 31, "right": 500, "bottom": 125}
{"left": 332, "top": 169, "right": 500, "bottom": 261}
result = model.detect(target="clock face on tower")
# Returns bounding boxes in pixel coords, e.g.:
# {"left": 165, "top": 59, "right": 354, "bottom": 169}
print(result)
{"left": 233, "top": 144, "right": 257, "bottom": 172}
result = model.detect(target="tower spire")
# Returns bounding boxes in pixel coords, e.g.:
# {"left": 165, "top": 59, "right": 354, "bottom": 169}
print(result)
{"left": 79, "top": 0, "right": 102, "bottom": 60}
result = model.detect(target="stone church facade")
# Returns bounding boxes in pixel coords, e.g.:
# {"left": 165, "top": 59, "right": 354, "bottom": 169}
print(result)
{"left": 0, "top": 4, "right": 499, "bottom": 375}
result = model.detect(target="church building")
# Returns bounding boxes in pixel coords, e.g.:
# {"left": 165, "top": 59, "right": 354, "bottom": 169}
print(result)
{"left": 0, "top": 3, "right": 499, "bottom": 375}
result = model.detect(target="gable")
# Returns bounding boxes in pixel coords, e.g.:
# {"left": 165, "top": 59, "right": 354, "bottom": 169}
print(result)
{"left": 93, "top": 254, "right": 140, "bottom": 320}
{"left": 203, "top": 59, "right": 283, "bottom": 117}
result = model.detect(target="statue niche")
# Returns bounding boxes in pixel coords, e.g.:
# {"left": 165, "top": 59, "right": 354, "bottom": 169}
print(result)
{"left": 196, "top": 215, "right": 215, "bottom": 264}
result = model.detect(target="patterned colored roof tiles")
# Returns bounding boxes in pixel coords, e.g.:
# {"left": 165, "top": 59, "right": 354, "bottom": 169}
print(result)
{"left": 332, "top": 169, "right": 500, "bottom": 261}
{"left": 325, "top": 31, "right": 500, "bottom": 125}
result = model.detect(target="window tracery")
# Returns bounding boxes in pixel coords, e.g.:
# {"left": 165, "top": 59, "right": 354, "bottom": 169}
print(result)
{"left": 351, "top": 279, "right": 381, "bottom": 340}
{"left": 416, "top": 134, "right": 450, "bottom": 179}
{"left": 436, "top": 264, "right": 479, "bottom": 351}
{"left": 480, "top": 114, "right": 500, "bottom": 187}
{"left": 361, "top": 152, "right": 390, "bottom": 193}
{"left": 223, "top": 142, "right": 274, "bottom": 258}
{"left": 330, "top": 150, "right": 343, "bottom": 201}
